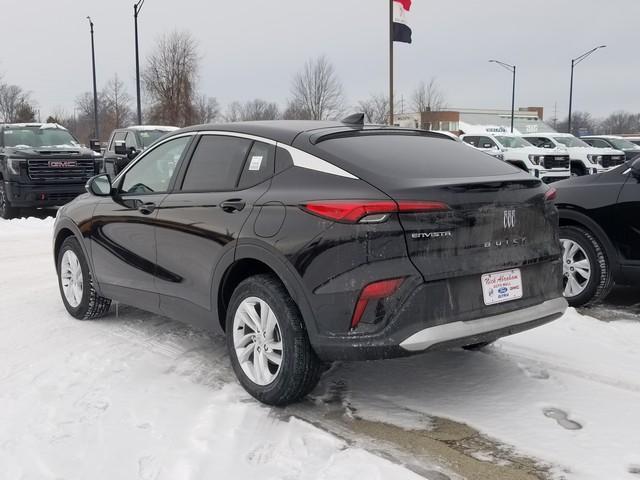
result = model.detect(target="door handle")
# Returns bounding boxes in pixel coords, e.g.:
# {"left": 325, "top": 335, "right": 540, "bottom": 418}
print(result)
{"left": 220, "top": 199, "right": 246, "bottom": 213}
{"left": 138, "top": 202, "right": 156, "bottom": 215}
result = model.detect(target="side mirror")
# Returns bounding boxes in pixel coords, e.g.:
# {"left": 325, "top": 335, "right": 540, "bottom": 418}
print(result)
{"left": 127, "top": 147, "right": 139, "bottom": 160}
{"left": 86, "top": 174, "right": 112, "bottom": 197}
{"left": 631, "top": 158, "right": 640, "bottom": 180}
{"left": 89, "top": 139, "right": 102, "bottom": 153}
{"left": 114, "top": 141, "right": 128, "bottom": 156}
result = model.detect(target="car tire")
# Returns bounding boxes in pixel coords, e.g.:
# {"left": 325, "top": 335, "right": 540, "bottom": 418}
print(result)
{"left": 570, "top": 165, "right": 586, "bottom": 177}
{"left": 226, "top": 274, "right": 322, "bottom": 406}
{"left": 560, "top": 226, "right": 613, "bottom": 307}
{"left": 57, "top": 236, "right": 112, "bottom": 320}
{"left": 0, "top": 181, "right": 19, "bottom": 219}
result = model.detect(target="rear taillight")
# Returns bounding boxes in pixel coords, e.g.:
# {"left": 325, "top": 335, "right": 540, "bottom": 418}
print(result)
{"left": 300, "top": 200, "right": 449, "bottom": 223}
{"left": 544, "top": 187, "right": 557, "bottom": 202}
{"left": 351, "top": 278, "right": 404, "bottom": 329}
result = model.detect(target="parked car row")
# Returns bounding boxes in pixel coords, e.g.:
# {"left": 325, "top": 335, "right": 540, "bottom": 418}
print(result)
{"left": 457, "top": 130, "right": 634, "bottom": 180}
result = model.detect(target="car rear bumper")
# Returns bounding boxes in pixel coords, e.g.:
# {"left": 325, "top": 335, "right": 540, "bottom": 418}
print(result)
{"left": 310, "top": 259, "right": 566, "bottom": 361}
{"left": 4, "top": 181, "right": 85, "bottom": 207}
{"left": 399, "top": 297, "right": 567, "bottom": 352}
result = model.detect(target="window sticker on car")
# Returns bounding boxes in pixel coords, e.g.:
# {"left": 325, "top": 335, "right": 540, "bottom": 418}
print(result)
{"left": 249, "top": 156, "right": 263, "bottom": 171}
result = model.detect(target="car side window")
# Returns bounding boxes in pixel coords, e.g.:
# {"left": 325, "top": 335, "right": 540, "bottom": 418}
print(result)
{"left": 539, "top": 137, "right": 555, "bottom": 149}
{"left": 590, "top": 139, "right": 610, "bottom": 148}
{"left": 125, "top": 132, "right": 137, "bottom": 150}
{"left": 477, "top": 136, "right": 497, "bottom": 149}
{"left": 120, "top": 136, "right": 191, "bottom": 195}
{"left": 181, "top": 135, "right": 252, "bottom": 191}
{"left": 110, "top": 131, "right": 126, "bottom": 152}
{"left": 462, "top": 136, "right": 478, "bottom": 147}
{"left": 238, "top": 141, "right": 275, "bottom": 189}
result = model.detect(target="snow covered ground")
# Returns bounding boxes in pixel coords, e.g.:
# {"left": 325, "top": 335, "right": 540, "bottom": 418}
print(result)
{"left": 1, "top": 217, "right": 639, "bottom": 479}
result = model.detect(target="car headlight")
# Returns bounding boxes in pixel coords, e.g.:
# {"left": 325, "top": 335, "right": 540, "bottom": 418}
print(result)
{"left": 528, "top": 154, "right": 540, "bottom": 165}
{"left": 587, "top": 154, "right": 603, "bottom": 164}
{"left": 7, "top": 158, "right": 25, "bottom": 175}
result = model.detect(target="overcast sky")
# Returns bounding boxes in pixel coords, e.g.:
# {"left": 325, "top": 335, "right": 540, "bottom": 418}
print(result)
{"left": 2, "top": 0, "right": 639, "bottom": 121}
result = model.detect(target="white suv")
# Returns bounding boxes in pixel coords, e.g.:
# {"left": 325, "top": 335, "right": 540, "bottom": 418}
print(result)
{"left": 460, "top": 133, "right": 570, "bottom": 183}
{"left": 522, "top": 133, "right": 625, "bottom": 176}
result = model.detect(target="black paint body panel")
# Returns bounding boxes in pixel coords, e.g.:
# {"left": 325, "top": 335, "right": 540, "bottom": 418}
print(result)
{"left": 53, "top": 122, "right": 568, "bottom": 361}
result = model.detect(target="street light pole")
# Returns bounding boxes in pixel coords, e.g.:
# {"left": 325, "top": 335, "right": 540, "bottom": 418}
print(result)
{"left": 567, "top": 45, "right": 606, "bottom": 135}
{"left": 489, "top": 60, "right": 516, "bottom": 133}
{"left": 87, "top": 16, "right": 99, "bottom": 140}
{"left": 134, "top": 0, "right": 145, "bottom": 125}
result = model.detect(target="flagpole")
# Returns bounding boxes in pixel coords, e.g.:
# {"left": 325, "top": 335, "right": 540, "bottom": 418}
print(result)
{"left": 389, "top": 0, "right": 394, "bottom": 125}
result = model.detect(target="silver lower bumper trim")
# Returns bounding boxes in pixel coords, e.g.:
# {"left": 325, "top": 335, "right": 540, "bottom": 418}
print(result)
{"left": 399, "top": 297, "right": 568, "bottom": 352}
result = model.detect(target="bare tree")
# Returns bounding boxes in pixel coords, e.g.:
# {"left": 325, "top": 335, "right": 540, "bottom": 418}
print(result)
{"left": 357, "top": 93, "right": 389, "bottom": 124}
{"left": 239, "top": 99, "right": 280, "bottom": 121}
{"left": 103, "top": 74, "right": 133, "bottom": 129}
{"left": 281, "top": 99, "right": 312, "bottom": 120}
{"left": 412, "top": 78, "right": 446, "bottom": 113}
{"left": 0, "top": 83, "right": 37, "bottom": 123}
{"left": 194, "top": 95, "right": 220, "bottom": 124}
{"left": 224, "top": 101, "right": 243, "bottom": 123}
{"left": 557, "top": 111, "right": 596, "bottom": 136}
{"left": 143, "top": 31, "right": 199, "bottom": 126}
{"left": 289, "top": 55, "right": 345, "bottom": 120}
{"left": 598, "top": 111, "right": 640, "bottom": 134}
{"left": 224, "top": 99, "right": 280, "bottom": 122}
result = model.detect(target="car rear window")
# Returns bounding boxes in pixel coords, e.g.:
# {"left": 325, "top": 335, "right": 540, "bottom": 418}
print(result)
{"left": 314, "top": 134, "right": 518, "bottom": 181}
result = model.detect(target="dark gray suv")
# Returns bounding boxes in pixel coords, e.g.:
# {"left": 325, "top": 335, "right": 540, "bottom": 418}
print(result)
{"left": 103, "top": 125, "right": 177, "bottom": 177}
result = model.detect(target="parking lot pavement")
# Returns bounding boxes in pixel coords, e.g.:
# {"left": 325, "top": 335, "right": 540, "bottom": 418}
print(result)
{"left": 3, "top": 217, "right": 640, "bottom": 480}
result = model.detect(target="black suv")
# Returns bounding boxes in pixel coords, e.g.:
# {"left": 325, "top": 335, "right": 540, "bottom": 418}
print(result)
{"left": 0, "top": 123, "right": 102, "bottom": 219}
{"left": 555, "top": 158, "right": 640, "bottom": 306}
{"left": 581, "top": 135, "right": 640, "bottom": 162}
{"left": 103, "top": 126, "right": 177, "bottom": 177}
{"left": 53, "top": 120, "right": 567, "bottom": 405}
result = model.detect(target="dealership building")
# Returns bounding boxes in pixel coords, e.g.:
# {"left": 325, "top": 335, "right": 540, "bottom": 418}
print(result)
{"left": 393, "top": 107, "right": 556, "bottom": 135}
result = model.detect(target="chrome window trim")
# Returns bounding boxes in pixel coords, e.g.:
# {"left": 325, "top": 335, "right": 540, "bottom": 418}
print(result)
{"left": 117, "top": 129, "right": 360, "bottom": 183}
{"left": 199, "top": 130, "right": 359, "bottom": 179}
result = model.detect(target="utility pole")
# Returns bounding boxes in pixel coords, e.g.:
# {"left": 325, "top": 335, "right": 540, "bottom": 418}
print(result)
{"left": 489, "top": 59, "right": 516, "bottom": 133}
{"left": 568, "top": 45, "right": 606, "bottom": 134}
{"left": 134, "top": 0, "right": 145, "bottom": 125}
{"left": 87, "top": 16, "right": 99, "bottom": 140}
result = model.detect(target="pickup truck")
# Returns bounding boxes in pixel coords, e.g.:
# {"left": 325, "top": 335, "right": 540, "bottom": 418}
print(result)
{"left": 522, "top": 133, "right": 626, "bottom": 176}
{"left": 0, "top": 123, "right": 102, "bottom": 219}
{"left": 460, "top": 132, "right": 570, "bottom": 183}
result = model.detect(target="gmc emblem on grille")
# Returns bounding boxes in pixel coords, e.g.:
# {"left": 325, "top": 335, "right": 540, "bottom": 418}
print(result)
{"left": 503, "top": 209, "right": 516, "bottom": 229}
{"left": 48, "top": 161, "right": 77, "bottom": 168}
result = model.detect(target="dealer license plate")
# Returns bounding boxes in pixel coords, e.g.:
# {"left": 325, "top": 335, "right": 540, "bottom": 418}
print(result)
{"left": 481, "top": 269, "right": 523, "bottom": 306}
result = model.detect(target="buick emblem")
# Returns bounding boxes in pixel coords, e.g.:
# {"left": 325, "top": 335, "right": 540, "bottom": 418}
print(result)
{"left": 503, "top": 210, "right": 516, "bottom": 229}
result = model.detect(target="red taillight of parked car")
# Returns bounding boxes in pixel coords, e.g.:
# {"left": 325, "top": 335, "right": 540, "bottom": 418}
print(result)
{"left": 544, "top": 188, "right": 557, "bottom": 202}
{"left": 300, "top": 200, "right": 449, "bottom": 223}
{"left": 351, "top": 278, "right": 405, "bottom": 329}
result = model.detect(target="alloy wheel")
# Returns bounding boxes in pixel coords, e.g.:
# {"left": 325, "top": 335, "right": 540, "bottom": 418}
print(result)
{"left": 60, "top": 250, "right": 84, "bottom": 308}
{"left": 561, "top": 239, "right": 591, "bottom": 298}
{"left": 233, "top": 296, "right": 283, "bottom": 386}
